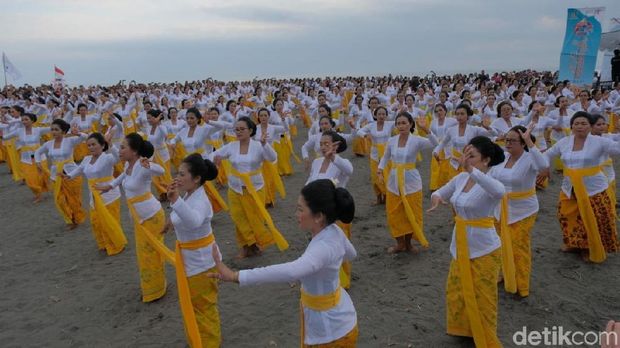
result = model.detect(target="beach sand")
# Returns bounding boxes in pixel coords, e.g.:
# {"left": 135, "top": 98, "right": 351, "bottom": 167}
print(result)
{"left": 1, "top": 134, "right": 619, "bottom": 347}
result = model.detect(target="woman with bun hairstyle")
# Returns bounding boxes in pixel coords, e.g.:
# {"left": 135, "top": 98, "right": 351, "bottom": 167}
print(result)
{"left": 64, "top": 133, "right": 127, "bottom": 256}
{"left": 96, "top": 133, "right": 168, "bottom": 302}
{"left": 302, "top": 114, "right": 353, "bottom": 167}
{"left": 208, "top": 179, "right": 359, "bottom": 347}
{"left": 591, "top": 114, "right": 620, "bottom": 214}
{"left": 544, "top": 111, "right": 620, "bottom": 263}
{"left": 2, "top": 112, "right": 50, "bottom": 203}
{"left": 69, "top": 102, "right": 101, "bottom": 162}
{"left": 305, "top": 130, "right": 355, "bottom": 288}
{"left": 34, "top": 119, "right": 88, "bottom": 230}
{"left": 355, "top": 106, "right": 395, "bottom": 205}
{"left": 378, "top": 111, "right": 436, "bottom": 254}
{"left": 428, "top": 136, "right": 506, "bottom": 348}
{"left": 254, "top": 107, "right": 288, "bottom": 207}
{"left": 170, "top": 107, "right": 229, "bottom": 213}
{"left": 164, "top": 107, "right": 188, "bottom": 170}
{"left": 145, "top": 109, "right": 172, "bottom": 201}
{"left": 433, "top": 103, "right": 496, "bottom": 182}
{"left": 210, "top": 116, "right": 288, "bottom": 258}
{"left": 489, "top": 124, "right": 548, "bottom": 298}
{"left": 429, "top": 103, "right": 458, "bottom": 191}
{"left": 164, "top": 153, "right": 221, "bottom": 347}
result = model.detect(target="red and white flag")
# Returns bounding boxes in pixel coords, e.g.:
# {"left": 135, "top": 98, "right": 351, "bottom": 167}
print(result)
{"left": 54, "top": 65, "right": 64, "bottom": 78}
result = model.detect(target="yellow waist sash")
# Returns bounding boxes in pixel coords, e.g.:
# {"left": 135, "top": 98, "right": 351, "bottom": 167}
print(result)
{"left": 19, "top": 144, "right": 40, "bottom": 153}
{"left": 88, "top": 176, "right": 127, "bottom": 252}
{"left": 52, "top": 159, "right": 74, "bottom": 224}
{"left": 499, "top": 187, "right": 536, "bottom": 293}
{"left": 563, "top": 166, "right": 606, "bottom": 263}
{"left": 229, "top": 166, "right": 289, "bottom": 251}
{"left": 263, "top": 160, "right": 286, "bottom": 198}
{"left": 206, "top": 139, "right": 223, "bottom": 149}
{"left": 389, "top": 161, "right": 428, "bottom": 247}
{"left": 299, "top": 286, "right": 342, "bottom": 347}
{"left": 127, "top": 191, "right": 176, "bottom": 264}
{"left": 454, "top": 215, "right": 495, "bottom": 348}
{"left": 372, "top": 142, "right": 386, "bottom": 159}
{"left": 175, "top": 233, "right": 215, "bottom": 348}
{"left": 451, "top": 148, "right": 462, "bottom": 160}
{"left": 281, "top": 134, "right": 301, "bottom": 163}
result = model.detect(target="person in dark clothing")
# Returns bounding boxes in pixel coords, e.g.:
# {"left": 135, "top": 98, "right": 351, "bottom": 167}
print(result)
{"left": 612, "top": 49, "right": 620, "bottom": 83}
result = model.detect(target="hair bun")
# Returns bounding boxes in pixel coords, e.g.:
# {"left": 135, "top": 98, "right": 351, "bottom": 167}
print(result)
{"left": 140, "top": 140, "right": 154, "bottom": 158}
{"left": 203, "top": 159, "right": 218, "bottom": 181}
{"left": 335, "top": 187, "right": 355, "bottom": 224}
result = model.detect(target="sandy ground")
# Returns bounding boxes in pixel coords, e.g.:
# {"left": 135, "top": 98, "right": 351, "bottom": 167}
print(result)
{"left": 1, "top": 133, "right": 619, "bottom": 348}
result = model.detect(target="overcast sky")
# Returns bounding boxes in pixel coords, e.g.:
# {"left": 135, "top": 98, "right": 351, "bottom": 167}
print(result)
{"left": 1, "top": 0, "right": 619, "bottom": 85}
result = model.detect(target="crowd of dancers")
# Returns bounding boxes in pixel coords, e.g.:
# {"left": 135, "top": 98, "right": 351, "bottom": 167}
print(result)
{"left": 1, "top": 69, "right": 619, "bottom": 347}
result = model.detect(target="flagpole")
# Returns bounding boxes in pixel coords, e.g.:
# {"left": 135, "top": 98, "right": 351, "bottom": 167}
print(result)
{"left": 2, "top": 53, "right": 7, "bottom": 89}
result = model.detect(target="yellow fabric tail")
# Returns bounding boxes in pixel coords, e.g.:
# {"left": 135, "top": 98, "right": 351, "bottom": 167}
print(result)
{"left": 229, "top": 166, "right": 289, "bottom": 251}
{"left": 88, "top": 176, "right": 127, "bottom": 253}
{"left": 499, "top": 188, "right": 535, "bottom": 294}
{"left": 563, "top": 166, "right": 606, "bottom": 263}
{"left": 127, "top": 192, "right": 176, "bottom": 264}
{"left": 390, "top": 161, "right": 429, "bottom": 247}
{"left": 454, "top": 215, "right": 495, "bottom": 348}
{"left": 175, "top": 234, "right": 215, "bottom": 348}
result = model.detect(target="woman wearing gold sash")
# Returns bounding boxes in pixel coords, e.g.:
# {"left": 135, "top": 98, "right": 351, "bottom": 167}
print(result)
{"left": 170, "top": 108, "right": 228, "bottom": 213}
{"left": 255, "top": 107, "right": 287, "bottom": 207}
{"left": 209, "top": 179, "right": 358, "bottom": 347}
{"left": 34, "top": 119, "right": 88, "bottom": 230}
{"left": 429, "top": 103, "right": 457, "bottom": 191}
{"left": 64, "top": 133, "right": 126, "bottom": 255}
{"left": 2, "top": 112, "right": 50, "bottom": 203}
{"left": 489, "top": 124, "right": 548, "bottom": 298}
{"left": 378, "top": 112, "right": 436, "bottom": 254}
{"left": 591, "top": 114, "right": 619, "bottom": 212}
{"left": 96, "top": 133, "right": 167, "bottom": 302}
{"left": 305, "top": 131, "right": 354, "bottom": 289}
{"left": 164, "top": 153, "right": 221, "bottom": 348}
{"left": 356, "top": 106, "right": 394, "bottom": 205}
{"left": 145, "top": 109, "right": 173, "bottom": 201}
{"left": 433, "top": 104, "right": 495, "bottom": 182}
{"left": 544, "top": 111, "right": 620, "bottom": 263}
{"left": 210, "top": 116, "right": 288, "bottom": 258}
{"left": 428, "top": 136, "right": 505, "bottom": 348}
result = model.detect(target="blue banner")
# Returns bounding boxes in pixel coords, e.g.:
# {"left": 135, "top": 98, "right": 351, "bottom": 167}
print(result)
{"left": 559, "top": 8, "right": 603, "bottom": 85}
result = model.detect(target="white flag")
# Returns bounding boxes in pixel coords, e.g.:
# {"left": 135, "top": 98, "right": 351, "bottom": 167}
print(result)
{"left": 2, "top": 52, "right": 22, "bottom": 81}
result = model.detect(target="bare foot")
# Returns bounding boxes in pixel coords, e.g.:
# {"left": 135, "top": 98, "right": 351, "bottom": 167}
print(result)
{"left": 33, "top": 196, "right": 44, "bottom": 204}
{"left": 387, "top": 245, "right": 407, "bottom": 254}
{"left": 66, "top": 223, "right": 79, "bottom": 231}
{"left": 560, "top": 245, "right": 580, "bottom": 253}
{"left": 249, "top": 244, "right": 263, "bottom": 257}
{"left": 406, "top": 244, "right": 420, "bottom": 254}
{"left": 235, "top": 249, "right": 249, "bottom": 260}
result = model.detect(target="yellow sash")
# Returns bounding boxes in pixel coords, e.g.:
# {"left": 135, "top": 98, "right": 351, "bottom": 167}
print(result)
{"left": 372, "top": 142, "right": 386, "bottom": 159}
{"left": 228, "top": 166, "right": 289, "bottom": 251}
{"left": 19, "top": 144, "right": 40, "bottom": 153}
{"left": 175, "top": 234, "right": 215, "bottom": 348}
{"left": 153, "top": 146, "right": 173, "bottom": 183}
{"left": 563, "top": 166, "right": 606, "bottom": 263}
{"left": 454, "top": 215, "right": 495, "bottom": 348}
{"left": 53, "top": 159, "right": 74, "bottom": 224}
{"left": 281, "top": 134, "right": 301, "bottom": 163}
{"left": 389, "top": 161, "right": 428, "bottom": 247}
{"left": 88, "top": 176, "right": 127, "bottom": 253}
{"left": 499, "top": 187, "right": 536, "bottom": 293}
{"left": 126, "top": 192, "right": 176, "bottom": 264}
{"left": 6, "top": 139, "right": 24, "bottom": 181}
{"left": 206, "top": 139, "right": 223, "bottom": 150}
{"left": 263, "top": 160, "right": 286, "bottom": 198}
{"left": 299, "top": 286, "right": 342, "bottom": 347}
{"left": 451, "top": 148, "right": 462, "bottom": 160}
